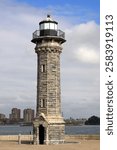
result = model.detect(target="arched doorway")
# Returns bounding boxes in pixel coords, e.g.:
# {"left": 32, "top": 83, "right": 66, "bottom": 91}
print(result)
{"left": 39, "top": 125, "right": 45, "bottom": 144}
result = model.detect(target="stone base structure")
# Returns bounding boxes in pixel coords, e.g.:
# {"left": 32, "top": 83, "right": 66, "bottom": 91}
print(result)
{"left": 33, "top": 113, "right": 65, "bottom": 145}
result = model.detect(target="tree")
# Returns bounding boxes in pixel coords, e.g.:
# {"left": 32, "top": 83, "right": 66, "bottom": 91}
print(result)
{"left": 85, "top": 116, "right": 100, "bottom": 125}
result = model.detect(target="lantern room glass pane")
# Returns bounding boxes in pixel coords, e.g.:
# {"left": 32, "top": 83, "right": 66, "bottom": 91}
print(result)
{"left": 54, "top": 24, "right": 58, "bottom": 30}
{"left": 40, "top": 24, "right": 44, "bottom": 30}
{"left": 44, "top": 23, "right": 50, "bottom": 29}
{"left": 50, "top": 23, "right": 55, "bottom": 29}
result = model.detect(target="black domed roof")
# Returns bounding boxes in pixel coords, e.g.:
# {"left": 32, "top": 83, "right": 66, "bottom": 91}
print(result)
{"left": 39, "top": 15, "right": 58, "bottom": 25}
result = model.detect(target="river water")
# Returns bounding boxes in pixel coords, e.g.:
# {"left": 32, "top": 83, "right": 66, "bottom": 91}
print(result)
{"left": 0, "top": 125, "right": 100, "bottom": 135}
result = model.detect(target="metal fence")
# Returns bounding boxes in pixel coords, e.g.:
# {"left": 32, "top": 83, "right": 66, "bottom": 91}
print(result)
{"left": 32, "top": 29, "right": 65, "bottom": 40}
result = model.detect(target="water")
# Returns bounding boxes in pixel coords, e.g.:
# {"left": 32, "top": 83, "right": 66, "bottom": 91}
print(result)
{"left": 0, "top": 125, "right": 100, "bottom": 135}
{"left": 65, "top": 125, "right": 100, "bottom": 135}
{"left": 0, "top": 125, "right": 32, "bottom": 135}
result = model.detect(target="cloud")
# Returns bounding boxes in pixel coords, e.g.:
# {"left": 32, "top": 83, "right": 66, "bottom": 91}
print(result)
{"left": 60, "top": 21, "right": 100, "bottom": 118}
{"left": 64, "top": 21, "right": 100, "bottom": 64}
{"left": 75, "top": 47, "right": 99, "bottom": 63}
{"left": 62, "top": 99, "right": 100, "bottom": 118}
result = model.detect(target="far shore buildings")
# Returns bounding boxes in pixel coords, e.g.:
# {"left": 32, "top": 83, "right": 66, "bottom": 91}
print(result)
{"left": 0, "top": 108, "right": 35, "bottom": 124}
{"left": 0, "top": 113, "right": 6, "bottom": 124}
{"left": 9, "top": 108, "right": 21, "bottom": 123}
{"left": 23, "top": 108, "right": 34, "bottom": 123}
{"left": 0, "top": 113, "right": 6, "bottom": 120}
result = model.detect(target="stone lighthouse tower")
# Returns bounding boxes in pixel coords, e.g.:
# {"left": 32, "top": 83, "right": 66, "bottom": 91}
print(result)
{"left": 31, "top": 15, "right": 66, "bottom": 145}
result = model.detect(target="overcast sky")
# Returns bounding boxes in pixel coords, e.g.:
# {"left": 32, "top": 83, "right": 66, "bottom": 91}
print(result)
{"left": 0, "top": 0, "right": 100, "bottom": 118}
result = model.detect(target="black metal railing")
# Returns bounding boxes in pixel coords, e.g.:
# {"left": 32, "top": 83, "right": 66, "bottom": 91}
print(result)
{"left": 32, "top": 29, "right": 65, "bottom": 40}
{"left": 33, "top": 30, "right": 40, "bottom": 39}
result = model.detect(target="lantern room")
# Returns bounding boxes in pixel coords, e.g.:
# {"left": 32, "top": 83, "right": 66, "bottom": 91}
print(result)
{"left": 31, "top": 15, "right": 65, "bottom": 44}
{"left": 39, "top": 14, "right": 58, "bottom": 36}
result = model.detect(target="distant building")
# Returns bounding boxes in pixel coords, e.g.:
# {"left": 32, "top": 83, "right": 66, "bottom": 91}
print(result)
{"left": 23, "top": 108, "right": 34, "bottom": 123}
{"left": 9, "top": 108, "right": 21, "bottom": 122}
{"left": 0, "top": 113, "right": 6, "bottom": 120}
{"left": 0, "top": 113, "right": 6, "bottom": 124}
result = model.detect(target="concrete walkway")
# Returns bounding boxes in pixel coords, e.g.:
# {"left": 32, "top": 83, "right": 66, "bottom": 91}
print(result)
{"left": 0, "top": 140, "right": 100, "bottom": 150}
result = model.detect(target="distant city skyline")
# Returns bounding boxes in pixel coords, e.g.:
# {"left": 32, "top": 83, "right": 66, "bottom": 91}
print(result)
{"left": 0, "top": 0, "right": 100, "bottom": 118}
{"left": 0, "top": 107, "right": 35, "bottom": 119}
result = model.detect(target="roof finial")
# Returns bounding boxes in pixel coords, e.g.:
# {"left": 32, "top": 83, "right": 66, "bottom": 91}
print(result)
{"left": 47, "top": 14, "right": 50, "bottom": 18}
{"left": 46, "top": 14, "right": 52, "bottom": 21}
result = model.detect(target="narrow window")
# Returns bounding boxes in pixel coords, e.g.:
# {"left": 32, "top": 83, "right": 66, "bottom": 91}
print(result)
{"left": 41, "top": 64, "right": 46, "bottom": 72}
{"left": 40, "top": 99, "right": 43, "bottom": 108}
{"left": 43, "top": 99, "right": 46, "bottom": 108}
{"left": 40, "top": 99, "right": 46, "bottom": 108}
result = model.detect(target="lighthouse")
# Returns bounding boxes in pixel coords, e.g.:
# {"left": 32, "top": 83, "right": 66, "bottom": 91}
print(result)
{"left": 31, "top": 15, "right": 66, "bottom": 145}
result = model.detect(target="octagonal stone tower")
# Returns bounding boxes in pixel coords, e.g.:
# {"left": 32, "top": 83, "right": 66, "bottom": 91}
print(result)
{"left": 31, "top": 15, "right": 66, "bottom": 145}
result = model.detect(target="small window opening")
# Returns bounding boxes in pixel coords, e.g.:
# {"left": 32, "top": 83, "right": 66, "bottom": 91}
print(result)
{"left": 41, "top": 64, "right": 46, "bottom": 72}
{"left": 40, "top": 99, "right": 46, "bottom": 108}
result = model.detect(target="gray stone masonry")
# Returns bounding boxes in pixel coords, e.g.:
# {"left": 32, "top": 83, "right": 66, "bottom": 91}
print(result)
{"left": 33, "top": 39, "right": 65, "bottom": 144}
